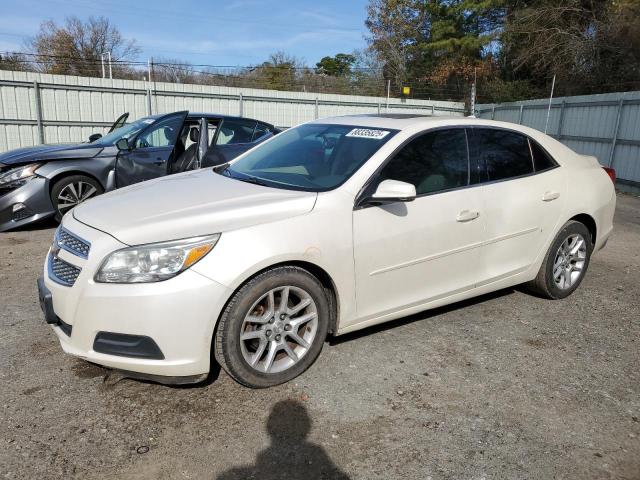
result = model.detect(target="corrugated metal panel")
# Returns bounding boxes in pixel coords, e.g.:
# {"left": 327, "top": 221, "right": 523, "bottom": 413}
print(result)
{"left": 478, "top": 91, "right": 640, "bottom": 183}
{"left": 0, "top": 69, "right": 466, "bottom": 153}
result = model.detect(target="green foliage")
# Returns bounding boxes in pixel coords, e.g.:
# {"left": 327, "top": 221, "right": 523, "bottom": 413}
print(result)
{"left": 316, "top": 54, "right": 356, "bottom": 76}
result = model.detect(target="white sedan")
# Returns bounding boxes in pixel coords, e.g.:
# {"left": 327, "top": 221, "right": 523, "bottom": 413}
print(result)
{"left": 38, "top": 115, "right": 616, "bottom": 388}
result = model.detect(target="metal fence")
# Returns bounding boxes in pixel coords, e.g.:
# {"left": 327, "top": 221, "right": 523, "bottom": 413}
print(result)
{"left": 0, "top": 70, "right": 465, "bottom": 153}
{"left": 477, "top": 91, "right": 640, "bottom": 186}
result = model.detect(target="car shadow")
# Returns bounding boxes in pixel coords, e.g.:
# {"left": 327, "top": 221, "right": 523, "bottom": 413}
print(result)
{"left": 329, "top": 287, "right": 516, "bottom": 346}
{"left": 6, "top": 216, "right": 57, "bottom": 232}
{"left": 215, "top": 399, "right": 350, "bottom": 480}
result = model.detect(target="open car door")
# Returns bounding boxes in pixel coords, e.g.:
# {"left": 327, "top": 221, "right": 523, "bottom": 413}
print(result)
{"left": 108, "top": 112, "right": 129, "bottom": 133}
{"left": 115, "top": 111, "right": 188, "bottom": 188}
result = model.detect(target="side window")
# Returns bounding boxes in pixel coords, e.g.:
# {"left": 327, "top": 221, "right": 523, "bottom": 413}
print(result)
{"left": 529, "top": 140, "right": 557, "bottom": 172}
{"left": 135, "top": 116, "right": 183, "bottom": 149}
{"left": 216, "top": 119, "right": 257, "bottom": 145}
{"left": 377, "top": 129, "right": 469, "bottom": 195}
{"left": 252, "top": 123, "right": 271, "bottom": 142}
{"left": 475, "top": 129, "right": 533, "bottom": 181}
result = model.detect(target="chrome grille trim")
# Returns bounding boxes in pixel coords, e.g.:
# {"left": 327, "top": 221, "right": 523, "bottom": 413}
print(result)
{"left": 56, "top": 227, "right": 91, "bottom": 259}
{"left": 48, "top": 254, "right": 82, "bottom": 287}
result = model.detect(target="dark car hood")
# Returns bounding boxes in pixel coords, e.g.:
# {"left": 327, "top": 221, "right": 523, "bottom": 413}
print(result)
{"left": 0, "top": 143, "right": 104, "bottom": 166}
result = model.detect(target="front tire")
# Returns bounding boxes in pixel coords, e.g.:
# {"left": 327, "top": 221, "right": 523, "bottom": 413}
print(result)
{"left": 51, "top": 175, "right": 103, "bottom": 221}
{"left": 526, "top": 220, "right": 593, "bottom": 299}
{"left": 214, "top": 266, "right": 330, "bottom": 388}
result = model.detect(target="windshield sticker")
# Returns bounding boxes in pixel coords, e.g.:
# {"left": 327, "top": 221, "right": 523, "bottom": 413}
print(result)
{"left": 141, "top": 119, "right": 155, "bottom": 124}
{"left": 345, "top": 128, "right": 390, "bottom": 140}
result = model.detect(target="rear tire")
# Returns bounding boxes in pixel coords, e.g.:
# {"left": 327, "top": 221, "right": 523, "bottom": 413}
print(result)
{"left": 214, "top": 266, "right": 329, "bottom": 388}
{"left": 526, "top": 220, "right": 593, "bottom": 299}
{"left": 51, "top": 175, "right": 103, "bottom": 221}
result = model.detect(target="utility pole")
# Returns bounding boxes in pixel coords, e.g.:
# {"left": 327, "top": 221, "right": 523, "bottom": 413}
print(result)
{"left": 100, "top": 52, "right": 113, "bottom": 79}
{"left": 544, "top": 75, "right": 556, "bottom": 134}
{"left": 386, "top": 79, "right": 391, "bottom": 112}
{"left": 470, "top": 67, "right": 477, "bottom": 116}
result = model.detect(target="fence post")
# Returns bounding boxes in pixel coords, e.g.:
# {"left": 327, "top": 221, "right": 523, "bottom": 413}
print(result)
{"left": 557, "top": 100, "right": 566, "bottom": 138}
{"left": 146, "top": 89, "right": 152, "bottom": 115}
{"left": 431, "top": 104, "right": 435, "bottom": 116}
{"left": 33, "top": 81, "right": 45, "bottom": 144}
{"left": 491, "top": 105, "right": 495, "bottom": 120}
{"left": 377, "top": 102, "right": 381, "bottom": 115}
{"left": 518, "top": 104, "right": 524, "bottom": 124}
{"left": 315, "top": 98, "right": 319, "bottom": 119}
{"left": 608, "top": 98, "right": 624, "bottom": 168}
{"left": 238, "top": 93, "right": 243, "bottom": 117}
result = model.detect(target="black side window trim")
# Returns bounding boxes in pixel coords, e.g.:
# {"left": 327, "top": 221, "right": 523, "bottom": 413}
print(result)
{"left": 354, "top": 126, "right": 474, "bottom": 209}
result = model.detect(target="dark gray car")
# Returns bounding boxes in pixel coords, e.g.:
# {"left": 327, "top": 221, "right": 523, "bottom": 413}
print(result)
{"left": 0, "top": 111, "right": 278, "bottom": 232}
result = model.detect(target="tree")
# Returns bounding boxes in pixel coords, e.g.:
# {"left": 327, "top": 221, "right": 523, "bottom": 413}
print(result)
{"left": 504, "top": 0, "right": 640, "bottom": 94}
{"left": 252, "top": 51, "right": 303, "bottom": 91}
{"left": 27, "top": 16, "right": 140, "bottom": 77}
{"left": 0, "top": 52, "right": 28, "bottom": 72}
{"left": 365, "top": 0, "right": 507, "bottom": 98}
{"left": 316, "top": 53, "right": 356, "bottom": 76}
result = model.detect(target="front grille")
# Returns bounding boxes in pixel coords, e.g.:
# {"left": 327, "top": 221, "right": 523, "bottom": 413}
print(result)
{"left": 49, "top": 256, "right": 81, "bottom": 286}
{"left": 56, "top": 228, "right": 91, "bottom": 258}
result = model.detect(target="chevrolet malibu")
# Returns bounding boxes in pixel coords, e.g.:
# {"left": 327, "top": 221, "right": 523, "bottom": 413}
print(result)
{"left": 37, "top": 114, "right": 616, "bottom": 388}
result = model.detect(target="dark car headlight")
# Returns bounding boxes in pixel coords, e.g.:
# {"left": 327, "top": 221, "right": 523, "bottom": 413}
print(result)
{"left": 0, "top": 163, "right": 42, "bottom": 189}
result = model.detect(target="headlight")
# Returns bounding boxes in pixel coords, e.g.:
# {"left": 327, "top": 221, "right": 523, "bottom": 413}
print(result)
{"left": 95, "top": 234, "right": 220, "bottom": 283}
{"left": 0, "top": 163, "right": 42, "bottom": 187}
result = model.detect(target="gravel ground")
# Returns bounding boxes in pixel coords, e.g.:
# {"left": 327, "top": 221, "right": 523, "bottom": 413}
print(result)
{"left": 1, "top": 193, "right": 639, "bottom": 480}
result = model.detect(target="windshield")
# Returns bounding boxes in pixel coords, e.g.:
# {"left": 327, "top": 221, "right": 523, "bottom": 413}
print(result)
{"left": 223, "top": 123, "right": 398, "bottom": 191}
{"left": 94, "top": 117, "right": 157, "bottom": 146}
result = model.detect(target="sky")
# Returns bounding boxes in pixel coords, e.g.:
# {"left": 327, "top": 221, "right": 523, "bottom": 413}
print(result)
{"left": 0, "top": 0, "right": 371, "bottom": 67}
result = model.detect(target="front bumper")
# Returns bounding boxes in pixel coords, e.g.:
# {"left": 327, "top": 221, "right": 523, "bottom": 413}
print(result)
{"left": 0, "top": 176, "right": 55, "bottom": 232}
{"left": 40, "top": 215, "right": 232, "bottom": 381}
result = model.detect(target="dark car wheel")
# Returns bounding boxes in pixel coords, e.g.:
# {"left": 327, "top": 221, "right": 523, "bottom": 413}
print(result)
{"left": 214, "top": 266, "right": 330, "bottom": 388}
{"left": 51, "top": 175, "right": 103, "bottom": 221}
{"left": 526, "top": 220, "right": 593, "bottom": 299}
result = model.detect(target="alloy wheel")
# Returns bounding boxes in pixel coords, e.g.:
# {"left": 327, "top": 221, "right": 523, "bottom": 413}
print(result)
{"left": 553, "top": 233, "right": 587, "bottom": 290}
{"left": 240, "top": 286, "right": 318, "bottom": 374}
{"left": 56, "top": 181, "right": 98, "bottom": 213}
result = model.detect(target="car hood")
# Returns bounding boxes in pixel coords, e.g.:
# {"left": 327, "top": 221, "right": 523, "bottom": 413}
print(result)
{"left": 72, "top": 170, "right": 318, "bottom": 245}
{"left": 0, "top": 143, "right": 104, "bottom": 166}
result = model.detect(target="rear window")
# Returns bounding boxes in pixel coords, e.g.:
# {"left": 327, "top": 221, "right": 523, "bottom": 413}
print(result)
{"left": 475, "top": 129, "right": 534, "bottom": 181}
{"left": 530, "top": 140, "right": 557, "bottom": 172}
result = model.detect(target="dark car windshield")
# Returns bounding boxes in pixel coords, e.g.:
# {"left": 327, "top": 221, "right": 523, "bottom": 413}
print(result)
{"left": 222, "top": 123, "right": 398, "bottom": 191}
{"left": 94, "top": 117, "right": 157, "bottom": 146}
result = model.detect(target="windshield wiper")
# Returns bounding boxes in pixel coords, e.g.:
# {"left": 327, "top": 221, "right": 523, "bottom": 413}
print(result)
{"left": 234, "top": 175, "right": 269, "bottom": 187}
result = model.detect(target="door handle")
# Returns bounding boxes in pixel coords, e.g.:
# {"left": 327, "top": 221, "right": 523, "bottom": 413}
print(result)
{"left": 153, "top": 158, "right": 165, "bottom": 166}
{"left": 542, "top": 191, "right": 560, "bottom": 202}
{"left": 456, "top": 210, "right": 480, "bottom": 222}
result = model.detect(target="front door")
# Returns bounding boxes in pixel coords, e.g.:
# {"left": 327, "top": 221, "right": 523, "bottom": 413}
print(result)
{"left": 352, "top": 128, "right": 485, "bottom": 323}
{"left": 115, "top": 111, "right": 188, "bottom": 188}
{"left": 108, "top": 112, "right": 129, "bottom": 133}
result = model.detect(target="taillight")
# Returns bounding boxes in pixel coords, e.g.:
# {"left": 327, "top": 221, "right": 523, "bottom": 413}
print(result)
{"left": 603, "top": 167, "right": 616, "bottom": 183}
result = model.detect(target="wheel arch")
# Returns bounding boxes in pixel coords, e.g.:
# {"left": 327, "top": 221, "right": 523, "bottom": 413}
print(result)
{"left": 214, "top": 260, "right": 341, "bottom": 341}
{"left": 568, "top": 213, "right": 597, "bottom": 245}
{"left": 48, "top": 169, "right": 106, "bottom": 197}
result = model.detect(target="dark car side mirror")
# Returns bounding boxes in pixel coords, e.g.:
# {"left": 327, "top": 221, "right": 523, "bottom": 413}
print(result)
{"left": 115, "top": 138, "right": 131, "bottom": 151}
{"left": 88, "top": 133, "right": 102, "bottom": 143}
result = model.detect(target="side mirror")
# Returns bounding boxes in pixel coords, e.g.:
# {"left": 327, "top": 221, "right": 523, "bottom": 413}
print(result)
{"left": 115, "top": 138, "right": 131, "bottom": 151}
{"left": 88, "top": 133, "right": 102, "bottom": 142}
{"left": 369, "top": 179, "right": 416, "bottom": 204}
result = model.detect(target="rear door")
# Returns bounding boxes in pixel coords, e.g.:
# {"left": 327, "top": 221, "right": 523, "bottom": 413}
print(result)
{"left": 470, "top": 127, "right": 566, "bottom": 285}
{"left": 115, "top": 111, "right": 188, "bottom": 188}
{"left": 204, "top": 118, "right": 258, "bottom": 165}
